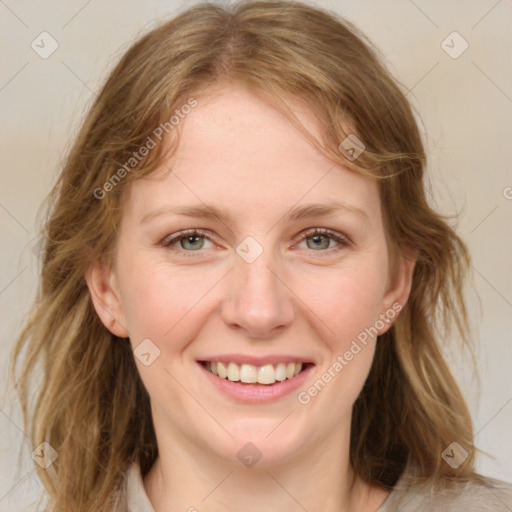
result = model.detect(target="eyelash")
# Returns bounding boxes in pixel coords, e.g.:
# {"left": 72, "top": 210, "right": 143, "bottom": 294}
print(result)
{"left": 161, "top": 228, "right": 351, "bottom": 257}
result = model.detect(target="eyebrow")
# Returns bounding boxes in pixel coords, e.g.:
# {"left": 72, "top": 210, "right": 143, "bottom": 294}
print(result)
{"left": 140, "top": 201, "right": 369, "bottom": 226}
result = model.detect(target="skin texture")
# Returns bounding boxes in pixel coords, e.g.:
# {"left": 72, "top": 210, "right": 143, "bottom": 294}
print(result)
{"left": 87, "top": 84, "right": 416, "bottom": 512}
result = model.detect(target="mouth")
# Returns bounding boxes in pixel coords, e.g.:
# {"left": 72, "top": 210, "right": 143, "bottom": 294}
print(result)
{"left": 198, "top": 360, "right": 313, "bottom": 386}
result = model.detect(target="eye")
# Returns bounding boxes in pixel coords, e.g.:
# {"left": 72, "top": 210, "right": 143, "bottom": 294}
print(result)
{"left": 161, "top": 229, "right": 214, "bottom": 252}
{"left": 161, "top": 227, "right": 350, "bottom": 256}
{"left": 296, "top": 228, "right": 350, "bottom": 253}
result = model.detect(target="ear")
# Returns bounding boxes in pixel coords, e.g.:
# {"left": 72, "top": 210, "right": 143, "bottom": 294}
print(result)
{"left": 85, "top": 261, "right": 129, "bottom": 337}
{"left": 377, "top": 243, "right": 417, "bottom": 335}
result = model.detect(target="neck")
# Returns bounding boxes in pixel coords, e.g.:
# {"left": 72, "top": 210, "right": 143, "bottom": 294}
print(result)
{"left": 142, "top": 420, "right": 388, "bottom": 512}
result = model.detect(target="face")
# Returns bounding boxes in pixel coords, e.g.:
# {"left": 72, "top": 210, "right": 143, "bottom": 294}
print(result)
{"left": 88, "top": 83, "right": 414, "bottom": 468}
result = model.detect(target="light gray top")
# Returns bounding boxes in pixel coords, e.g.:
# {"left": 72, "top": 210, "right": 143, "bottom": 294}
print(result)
{"left": 122, "top": 461, "right": 512, "bottom": 511}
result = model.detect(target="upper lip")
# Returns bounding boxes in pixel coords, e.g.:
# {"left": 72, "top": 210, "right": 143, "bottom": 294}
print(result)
{"left": 198, "top": 354, "right": 314, "bottom": 366}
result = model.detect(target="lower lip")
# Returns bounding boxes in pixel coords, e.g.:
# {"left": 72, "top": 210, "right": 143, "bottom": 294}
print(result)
{"left": 197, "top": 362, "right": 314, "bottom": 403}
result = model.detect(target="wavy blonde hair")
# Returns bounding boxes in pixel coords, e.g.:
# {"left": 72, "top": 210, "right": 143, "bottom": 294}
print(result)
{"left": 11, "top": 0, "right": 481, "bottom": 510}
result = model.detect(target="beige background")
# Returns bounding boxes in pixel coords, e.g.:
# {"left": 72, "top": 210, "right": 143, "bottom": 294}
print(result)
{"left": 1, "top": 0, "right": 511, "bottom": 509}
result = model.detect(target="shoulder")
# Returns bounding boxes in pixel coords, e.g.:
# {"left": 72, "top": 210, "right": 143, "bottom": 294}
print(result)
{"left": 428, "top": 476, "right": 512, "bottom": 511}
{"left": 379, "top": 470, "right": 512, "bottom": 511}
{"left": 122, "top": 461, "right": 155, "bottom": 512}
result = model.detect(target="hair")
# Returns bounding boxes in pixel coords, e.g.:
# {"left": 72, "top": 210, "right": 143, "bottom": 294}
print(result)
{"left": 11, "top": 0, "right": 482, "bottom": 510}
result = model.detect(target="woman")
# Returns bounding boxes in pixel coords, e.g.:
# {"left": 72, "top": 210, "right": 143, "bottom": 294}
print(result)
{"left": 11, "top": 1, "right": 512, "bottom": 510}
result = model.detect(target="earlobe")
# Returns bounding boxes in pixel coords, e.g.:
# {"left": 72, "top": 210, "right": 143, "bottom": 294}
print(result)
{"left": 85, "top": 262, "right": 129, "bottom": 338}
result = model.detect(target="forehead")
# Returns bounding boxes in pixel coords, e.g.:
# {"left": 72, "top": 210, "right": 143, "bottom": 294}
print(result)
{"left": 173, "top": 83, "right": 331, "bottom": 170}
{"left": 124, "top": 83, "right": 381, "bottom": 226}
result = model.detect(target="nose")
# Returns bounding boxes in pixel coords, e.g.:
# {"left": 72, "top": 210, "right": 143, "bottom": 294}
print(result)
{"left": 220, "top": 248, "right": 296, "bottom": 339}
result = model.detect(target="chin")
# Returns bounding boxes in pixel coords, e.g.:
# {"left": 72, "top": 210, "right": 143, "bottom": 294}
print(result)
{"left": 209, "top": 423, "right": 307, "bottom": 469}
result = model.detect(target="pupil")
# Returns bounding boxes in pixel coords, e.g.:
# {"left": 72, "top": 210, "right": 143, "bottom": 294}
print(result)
{"left": 309, "top": 234, "right": 329, "bottom": 250}
{"left": 183, "top": 236, "right": 203, "bottom": 250}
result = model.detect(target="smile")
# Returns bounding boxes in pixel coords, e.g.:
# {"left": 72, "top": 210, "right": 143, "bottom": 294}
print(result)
{"left": 201, "top": 361, "right": 308, "bottom": 385}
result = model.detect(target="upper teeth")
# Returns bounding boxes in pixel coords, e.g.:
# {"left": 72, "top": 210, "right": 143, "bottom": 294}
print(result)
{"left": 205, "top": 361, "right": 303, "bottom": 385}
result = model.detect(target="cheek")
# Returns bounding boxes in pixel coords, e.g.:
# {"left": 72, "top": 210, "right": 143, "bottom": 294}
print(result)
{"left": 292, "top": 265, "right": 386, "bottom": 418}
{"left": 299, "top": 263, "right": 387, "bottom": 347}
{"left": 117, "top": 254, "right": 220, "bottom": 344}
{"left": 295, "top": 264, "right": 386, "bottom": 399}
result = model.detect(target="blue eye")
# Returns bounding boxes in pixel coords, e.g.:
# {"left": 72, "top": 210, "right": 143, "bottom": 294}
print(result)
{"left": 299, "top": 228, "right": 349, "bottom": 251}
{"left": 161, "top": 228, "right": 350, "bottom": 256}
{"left": 162, "top": 229, "right": 213, "bottom": 251}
